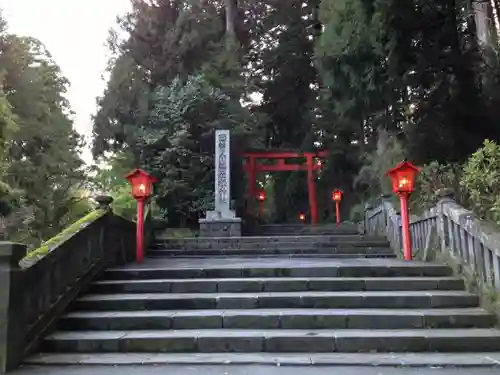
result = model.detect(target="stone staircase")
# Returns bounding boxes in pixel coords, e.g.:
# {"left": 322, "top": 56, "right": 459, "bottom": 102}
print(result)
{"left": 255, "top": 223, "right": 360, "bottom": 236}
{"left": 25, "top": 227, "right": 500, "bottom": 365}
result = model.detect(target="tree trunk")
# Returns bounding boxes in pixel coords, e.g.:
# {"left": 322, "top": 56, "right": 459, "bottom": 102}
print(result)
{"left": 472, "top": 0, "right": 495, "bottom": 46}
{"left": 224, "top": 0, "right": 238, "bottom": 41}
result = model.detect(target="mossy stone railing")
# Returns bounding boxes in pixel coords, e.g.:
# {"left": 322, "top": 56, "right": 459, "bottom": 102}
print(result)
{"left": 364, "top": 189, "right": 500, "bottom": 318}
{"left": 0, "top": 196, "right": 154, "bottom": 372}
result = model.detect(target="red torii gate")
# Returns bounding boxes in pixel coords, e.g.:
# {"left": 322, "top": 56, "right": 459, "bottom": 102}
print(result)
{"left": 243, "top": 150, "right": 327, "bottom": 224}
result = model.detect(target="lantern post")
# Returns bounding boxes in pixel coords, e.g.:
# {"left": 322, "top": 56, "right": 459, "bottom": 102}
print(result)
{"left": 332, "top": 189, "right": 343, "bottom": 225}
{"left": 125, "top": 168, "right": 158, "bottom": 264}
{"left": 386, "top": 161, "right": 420, "bottom": 261}
{"left": 257, "top": 190, "right": 266, "bottom": 220}
{"left": 299, "top": 213, "right": 306, "bottom": 223}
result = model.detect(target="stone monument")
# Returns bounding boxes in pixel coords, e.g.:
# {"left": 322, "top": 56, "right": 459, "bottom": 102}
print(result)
{"left": 199, "top": 129, "right": 242, "bottom": 237}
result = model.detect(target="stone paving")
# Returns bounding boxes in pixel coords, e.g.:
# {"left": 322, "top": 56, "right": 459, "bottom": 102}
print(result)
{"left": 112, "top": 257, "right": 451, "bottom": 270}
{"left": 12, "top": 364, "right": 500, "bottom": 375}
{"left": 24, "top": 352, "right": 500, "bottom": 367}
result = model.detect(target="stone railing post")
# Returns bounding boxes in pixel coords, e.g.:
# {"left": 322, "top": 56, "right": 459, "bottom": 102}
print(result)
{"left": 95, "top": 195, "right": 114, "bottom": 212}
{"left": 363, "top": 202, "right": 372, "bottom": 235}
{"left": 0, "top": 242, "right": 28, "bottom": 373}
{"left": 436, "top": 188, "right": 455, "bottom": 254}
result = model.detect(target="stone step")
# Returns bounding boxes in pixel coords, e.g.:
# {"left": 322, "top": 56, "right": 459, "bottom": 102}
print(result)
{"left": 147, "top": 247, "right": 395, "bottom": 256}
{"left": 102, "top": 262, "right": 453, "bottom": 280}
{"left": 150, "top": 242, "right": 392, "bottom": 250}
{"left": 73, "top": 291, "right": 479, "bottom": 311}
{"left": 42, "top": 328, "right": 500, "bottom": 353}
{"left": 23, "top": 352, "right": 500, "bottom": 367}
{"left": 58, "top": 308, "right": 495, "bottom": 331}
{"left": 90, "top": 277, "right": 465, "bottom": 294}
{"left": 152, "top": 236, "right": 389, "bottom": 250}
{"left": 146, "top": 253, "right": 398, "bottom": 259}
{"left": 255, "top": 224, "right": 360, "bottom": 236}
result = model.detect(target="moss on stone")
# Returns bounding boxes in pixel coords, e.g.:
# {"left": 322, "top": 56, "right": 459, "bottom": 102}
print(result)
{"left": 19, "top": 209, "right": 107, "bottom": 269}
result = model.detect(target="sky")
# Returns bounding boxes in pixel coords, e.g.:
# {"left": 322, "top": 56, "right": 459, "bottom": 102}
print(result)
{"left": 0, "top": 0, "right": 132, "bottom": 163}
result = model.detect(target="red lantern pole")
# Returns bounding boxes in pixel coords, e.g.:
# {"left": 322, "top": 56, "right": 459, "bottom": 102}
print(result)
{"left": 399, "top": 192, "right": 412, "bottom": 261}
{"left": 335, "top": 201, "right": 341, "bottom": 225}
{"left": 136, "top": 198, "right": 145, "bottom": 263}
{"left": 332, "top": 189, "right": 343, "bottom": 225}
{"left": 126, "top": 168, "right": 158, "bottom": 264}
{"left": 257, "top": 190, "right": 266, "bottom": 220}
{"left": 386, "top": 161, "right": 420, "bottom": 261}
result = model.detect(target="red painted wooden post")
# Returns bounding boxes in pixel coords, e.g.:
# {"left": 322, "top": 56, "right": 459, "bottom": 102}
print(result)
{"left": 332, "top": 189, "right": 343, "bottom": 225}
{"left": 306, "top": 153, "right": 318, "bottom": 225}
{"left": 386, "top": 161, "right": 420, "bottom": 261}
{"left": 248, "top": 156, "right": 256, "bottom": 214}
{"left": 136, "top": 199, "right": 145, "bottom": 263}
{"left": 399, "top": 192, "right": 411, "bottom": 260}
{"left": 257, "top": 190, "right": 266, "bottom": 220}
{"left": 125, "top": 168, "right": 158, "bottom": 264}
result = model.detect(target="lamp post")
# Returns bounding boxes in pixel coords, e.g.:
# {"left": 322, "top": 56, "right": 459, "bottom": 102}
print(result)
{"left": 332, "top": 189, "right": 343, "bottom": 224}
{"left": 125, "top": 168, "right": 158, "bottom": 264}
{"left": 386, "top": 161, "right": 420, "bottom": 261}
{"left": 299, "top": 213, "right": 306, "bottom": 223}
{"left": 257, "top": 190, "right": 266, "bottom": 220}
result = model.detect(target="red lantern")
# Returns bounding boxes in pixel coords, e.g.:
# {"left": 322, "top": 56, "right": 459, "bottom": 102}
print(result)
{"left": 386, "top": 161, "right": 420, "bottom": 194}
{"left": 299, "top": 213, "right": 306, "bottom": 222}
{"left": 332, "top": 189, "right": 343, "bottom": 202}
{"left": 125, "top": 168, "right": 158, "bottom": 264}
{"left": 257, "top": 190, "right": 266, "bottom": 220}
{"left": 331, "top": 189, "right": 343, "bottom": 224}
{"left": 125, "top": 169, "right": 158, "bottom": 200}
{"left": 386, "top": 161, "right": 420, "bottom": 261}
{"left": 257, "top": 190, "right": 266, "bottom": 202}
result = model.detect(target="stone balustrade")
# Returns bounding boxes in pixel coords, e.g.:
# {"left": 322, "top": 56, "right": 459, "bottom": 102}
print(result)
{"left": 364, "top": 189, "right": 500, "bottom": 304}
{"left": 0, "top": 196, "right": 154, "bottom": 372}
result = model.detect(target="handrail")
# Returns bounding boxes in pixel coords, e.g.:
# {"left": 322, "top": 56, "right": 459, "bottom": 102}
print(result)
{"left": 364, "top": 189, "right": 500, "bottom": 293}
{"left": 0, "top": 196, "right": 137, "bottom": 372}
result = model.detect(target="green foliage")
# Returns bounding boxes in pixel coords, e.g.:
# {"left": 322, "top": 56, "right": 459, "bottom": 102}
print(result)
{"left": 349, "top": 202, "right": 366, "bottom": 223}
{"left": 90, "top": 151, "right": 139, "bottom": 220}
{"left": 461, "top": 139, "right": 500, "bottom": 223}
{"left": 355, "top": 129, "right": 406, "bottom": 197}
{"left": 19, "top": 209, "right": 107, "bottom": 269}
{"left": 91, "top": 0, "right": 500, "bottom": 226}
{"left": 0, "top": 16, "right": 89, "bottom": 245}
{"left": 139, "top": 74, "right": 255, "bottom": 226}
{"left": 411, "top": 162, "right": 464, "bottom": 213}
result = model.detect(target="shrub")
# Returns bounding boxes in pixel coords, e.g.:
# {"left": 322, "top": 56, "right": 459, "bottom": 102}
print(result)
{"left": 461, "top": 139, "right": 500, "bottom": 224}
{"left": 411, "top": 161, "right": 464, "bottom": 213}
{"left": 355, "top": 129, "right": 406, "bottom": 196}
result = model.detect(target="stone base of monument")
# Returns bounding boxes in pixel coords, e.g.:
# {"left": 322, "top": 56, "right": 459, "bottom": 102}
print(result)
{"left": 199, "top": 210, "right": 242, "bottom": 237}
{"left": 198, "top": 218, "right": 242, "bottom": 237}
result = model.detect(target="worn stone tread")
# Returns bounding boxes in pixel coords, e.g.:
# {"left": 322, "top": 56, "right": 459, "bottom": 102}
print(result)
{"left": 58, "top": 307, "right": 495, "bottom": 330}
{"left": 73, "top": 289, "right": 479, "bottom": 311}
{"left": 102, "top": 259, "right": 453, "bottom": 280}
{"left": 146, "top": 254, "right": 398, "bottom": 260}
{"left": 94, "top": 276, "right": 463, "bottom": 283}
{"left": 155, "top": 235, "right": 383, "bottom": 242}
{"left": 91, "top": 276, "right": 465, "bottom": 293}
{"left": 78, "top": 290, "right": 478, "bottom": 301}
{"left": 24, "top": 352, "right": 500, "bottom": 367}
{"left": 148, "top": 246, "right": 393, "bottom": 252}
{"left": 43, "top": 328, "right": 500, "bottom": 353}
{"left": 46, "top": 328, "right": 500, "bottom": 341}
{"left": 62, "top": 307, "right": 493, "bottom": 319}
{"left": 107, "top": 257, "right": 450, "bottom": 270}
